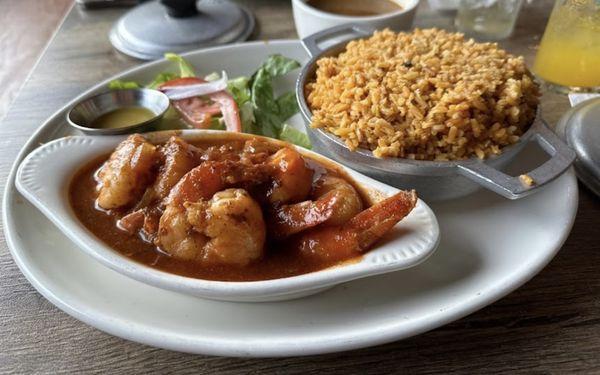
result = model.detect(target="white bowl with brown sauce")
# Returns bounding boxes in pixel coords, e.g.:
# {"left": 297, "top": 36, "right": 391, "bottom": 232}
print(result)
{"left": 15, "top": 130, "right": 439, "bottom": 302}
{"left": 292, "top": 0, "right": 419, "bottom": 39}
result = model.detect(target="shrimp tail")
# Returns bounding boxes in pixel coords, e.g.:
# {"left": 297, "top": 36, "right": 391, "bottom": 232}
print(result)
{"left": 348, "top": 190, "right": 417, "bottom": 251}
{"left": 269, "top": 192, "right": 338, "bottom": 239}
{"left": 295, "top": 190, "right": 418, "bottom": 262}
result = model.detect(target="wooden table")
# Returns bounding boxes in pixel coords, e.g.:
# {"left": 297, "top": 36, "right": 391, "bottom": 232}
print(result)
{"left": 0, "top": 0, "right": 72, "bottom": 121}
{"left": 1, "top": 1, "right": 599, "bottom": 373}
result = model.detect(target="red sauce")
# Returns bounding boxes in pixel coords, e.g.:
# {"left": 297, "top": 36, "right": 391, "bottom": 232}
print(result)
{"left": 69, "top": 140, "right": 368, "bottom": 281}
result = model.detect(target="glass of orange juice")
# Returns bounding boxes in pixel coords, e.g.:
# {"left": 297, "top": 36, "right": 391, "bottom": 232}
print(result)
{"left": 533, "top": 0, "right": 600, "bottom": 93}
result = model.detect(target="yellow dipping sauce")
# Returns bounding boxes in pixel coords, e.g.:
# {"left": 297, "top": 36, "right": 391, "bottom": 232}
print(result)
{"left": 90, "top": 107, "right": 155, "bottom": 129}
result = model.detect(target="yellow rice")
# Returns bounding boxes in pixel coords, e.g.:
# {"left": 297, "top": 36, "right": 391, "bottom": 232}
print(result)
{"left": 305, "top": 28, "right": 540, "bottom": 161}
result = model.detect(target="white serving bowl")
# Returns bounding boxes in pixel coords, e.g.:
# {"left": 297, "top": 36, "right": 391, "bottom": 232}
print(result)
{"left": 15, "top": 130, "right": 439, "bottom": 302}
{"left": 292, "top": 0, "right": 420, "bottom": 39}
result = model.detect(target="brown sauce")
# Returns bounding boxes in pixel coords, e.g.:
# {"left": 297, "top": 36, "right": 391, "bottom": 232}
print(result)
{"left": 69, "top": 139, "right": 370, "bottom": 282}
{"left": 306, "top": 0, "right": 402, "bottom": 17}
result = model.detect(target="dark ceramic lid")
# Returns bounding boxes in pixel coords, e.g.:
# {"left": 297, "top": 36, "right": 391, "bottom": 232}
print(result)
{"left": 109, "top": 0, "right": 254, "bottom": 60}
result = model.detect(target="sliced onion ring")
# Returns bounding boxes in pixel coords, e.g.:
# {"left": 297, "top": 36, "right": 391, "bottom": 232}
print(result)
{"left": 161, "top": 71, "right": 228, "bottom": 100}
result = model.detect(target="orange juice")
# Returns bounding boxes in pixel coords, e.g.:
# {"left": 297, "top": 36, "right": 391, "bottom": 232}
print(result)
{"left": 533, "top": 0, "right": 600, "bottom": 91}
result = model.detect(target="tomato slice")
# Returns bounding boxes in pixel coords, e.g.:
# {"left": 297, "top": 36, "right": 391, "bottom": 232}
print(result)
{"left": 160, "top": 77, "right": 242, "bottom": 132}
{"left": 208, "top": 91, "right": 241, "bottom": 132}
{"left": 171, "top": 98, "right": 221, "bottom": 129}
{"left": 160, "top": 77, "right": 205, "bottom": 87}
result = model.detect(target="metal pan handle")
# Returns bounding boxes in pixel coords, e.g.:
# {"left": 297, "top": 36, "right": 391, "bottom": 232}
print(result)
{"left": 457, "top": 119, "right": 576, "bottom": 199}
{"left": 301, "top": 24, "right": 376, "bottom": 58}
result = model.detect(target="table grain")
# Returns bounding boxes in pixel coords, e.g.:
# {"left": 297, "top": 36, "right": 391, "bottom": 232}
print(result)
{"left": 0, "top": 0, "right": 72, "bottom": 122}
{"left": 1, "top": 1, "right": 599, "bottom": 373}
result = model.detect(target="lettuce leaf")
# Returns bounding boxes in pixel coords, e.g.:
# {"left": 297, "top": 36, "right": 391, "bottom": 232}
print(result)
{"left": 260, "top": 54, "right": 301, "bottom": 77}
{"left": 165, "top": 53, "right": 196, "bottom": 78}
{"left": 249, "top": 54, "right": 305, "bottom": 143}
{"left": 146, "top": 72, "right": 179, "bottom": 89}
{"left": 228, "top": 76, "right": 252, "bottom": 105}
{"left": 204, "top": 72, "right": 220, "bottom": 81}
{"left": 208, "top": 117, "right": 225, "bottom": 131}
{"left": 108, "top": 80, "right": 140, "bottom": 89}
{"left": 276, "top": 91, "right": 299, "bottom": 122}
{"left": 250, "top": 67, "right": 283, "bottom": 138}
{"left": 279, "top": 124, "right": 311, "bottom": 149}
{"left": 239, "top": 101, "right": 258, "bottom": 134}
{"left": 109, "top": 53, "right": 195, "bottom": 90}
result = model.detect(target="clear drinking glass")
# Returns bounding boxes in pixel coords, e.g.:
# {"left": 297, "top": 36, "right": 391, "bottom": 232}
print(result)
{"left": 533, "top": 0, "right": 600, "bottom": 93}
{"left": 455, "top": 0, "right": 524, "bottom": 40}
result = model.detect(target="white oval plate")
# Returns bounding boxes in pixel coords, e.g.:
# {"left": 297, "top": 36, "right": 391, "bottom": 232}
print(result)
{"left": 3, "top": 41, "right": 578, "bottom": 356}
{"left": 15, "top": 131, "right": 439, "bottom": 302}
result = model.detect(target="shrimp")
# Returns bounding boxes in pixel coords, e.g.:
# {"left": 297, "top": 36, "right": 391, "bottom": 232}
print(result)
{"left": 154, "top": 162, "right": 224, "bottom": 258}
{"left": 266, "top": 148, "right": 313, "bottom": 204}
{"left": 293, "top": 190, "right": 417, "bottom": 262}
{"left": 186, "top": 189, "right": 265, "bottom": 265}
{"left": 121, "top": 157, "right": 270, "bottom": 239}
{"left": 97, "top": 134, "right": 158, "bottom": 210}
{"left": 269, "top": 176, "right": 363, "bottom": 239}
{"left": 156, "top": 204, "right": 206, "bottom": 261}
{"left": 147, "top": 136, "right": 201, "bottom": 202}
{"left": 117, "top": 136, "right": 200, "bottom": 235}
{"left": 156, "top": 160, "right": 267, "bottom": 264}
{"left": 165, "top": 161, "right": 237, "bottom": 207}
{"left": 157, "top": 188, "right": 266, "bottom": 265}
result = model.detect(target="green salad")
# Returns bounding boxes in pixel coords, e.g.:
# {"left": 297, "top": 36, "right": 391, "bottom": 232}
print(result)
{"left": 109, "top": 53, "right": 310, "bottom": 149}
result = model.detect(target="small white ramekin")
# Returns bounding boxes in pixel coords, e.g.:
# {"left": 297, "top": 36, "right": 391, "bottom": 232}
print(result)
{"left": 292, "top": 0, "right": 420, "bottom": 39}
